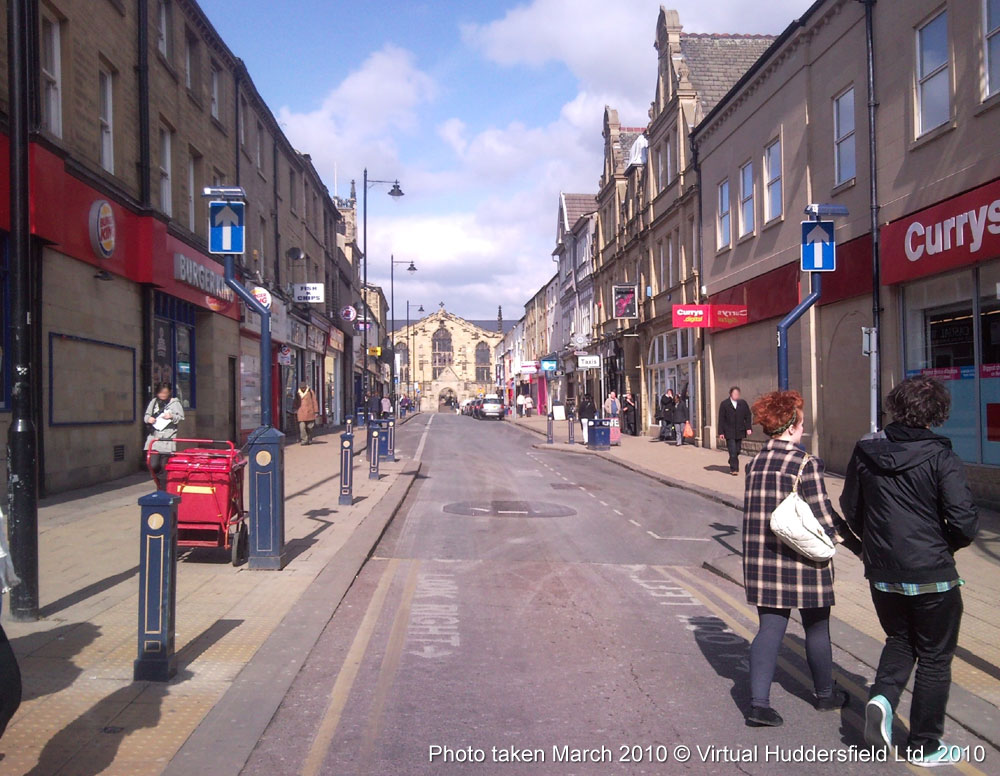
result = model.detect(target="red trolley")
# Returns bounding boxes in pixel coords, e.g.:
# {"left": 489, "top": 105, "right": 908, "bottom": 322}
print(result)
{"left": 146, "top": 439, "right": 248, "bottom": 565}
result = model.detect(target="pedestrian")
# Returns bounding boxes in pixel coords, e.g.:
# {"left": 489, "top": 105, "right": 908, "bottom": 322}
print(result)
{"left": 293, "top": 383, "right": 319, "bottom": 445}
{"left": 742, "top": 390, "right": 857, "bottom": 727}
{"left": 523, "top": 395, "right": 534, "bottom": 417}
{"left": 657, "top": 390, "right": 676, "bottom": 441}
{"left": 718, "top": 385, "right": 753, "bottom": 476}
{"left": 368, "top": 391, "right": 382, "bottom": 423}
{"left": 578, "top": 393, "right": 597, "bottom": 444}
{"left": 381, "top": 394, "right": 392, "bottom": 419}
{"left": 516, "top": 393, "right": 526, "bottom": 417}
{"left": 0, "top": 506, "right": 22, "bottom": 740}
{"left": 840, "top": 375, "right": 978, "bottom": 767}
{"left": 603, "top": 391, "right": 620, "bottom": 419}
{"left": 143, "top": 382, "right": 185, "bottom": 490}
{"left": 672, "top": 391, "right": 689, "bottom": 447}
{"left": 622, "top": 392, "right": 638, "bottom": 435}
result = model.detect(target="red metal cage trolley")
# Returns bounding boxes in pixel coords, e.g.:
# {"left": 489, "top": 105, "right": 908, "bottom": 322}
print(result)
{"left": 146, "top": 439, "right": 248, "bottom": 565}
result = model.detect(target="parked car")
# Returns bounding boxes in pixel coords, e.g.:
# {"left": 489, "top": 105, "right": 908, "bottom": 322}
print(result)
{"left": 480, "top": 395, "right": 504, "bottom": 420}
{"left": 471, "top": 398, "right": 483, "bottom": 418}
{"left": 460, "top": 398, "right": 474, "bottom": 416}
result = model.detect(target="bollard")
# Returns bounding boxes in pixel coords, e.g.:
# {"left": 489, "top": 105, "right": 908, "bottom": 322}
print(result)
{"left": 387, "top": 418, "right": 396, "bottom": 461}
{"left": 246, "top": 425, "right": 285, "bottom": 570}
{"left": 346, "top": 416, "right": 353, "bottom": 437}
{"left": 546, "top": 414, "right": 554, "bottom": 444}
{"left": 135, "top": 490, "right": 180, "bottom": 682}
{"left": 568, "top": 417, "right": 575, "bottom": 445}
{"left": 339, "top": 432, "right": 354, "bottom": 506}
{"left": 369, "top": 431, "right": 381, "bottom": 479}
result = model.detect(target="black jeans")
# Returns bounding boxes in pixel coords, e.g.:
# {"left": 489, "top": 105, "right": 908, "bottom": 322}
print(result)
{"left": 148, "top": 452, "right": 170, "bottom": 490}
{"left": 870, "top": 585, "right": 963, "bottom": 754}
{"left": 750, "top": 606, "right": 833, "bottom": 708}
{"left": 726, "top": 437, "right": 743, "bottom": 472}
{"left": 0, "top": 623, "right": 21, "bottom": 739}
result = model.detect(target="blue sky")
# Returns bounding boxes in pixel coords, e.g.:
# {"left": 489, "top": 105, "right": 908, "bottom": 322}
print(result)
{"left": 200, "top": 0, "right": 807, "bottom": 318}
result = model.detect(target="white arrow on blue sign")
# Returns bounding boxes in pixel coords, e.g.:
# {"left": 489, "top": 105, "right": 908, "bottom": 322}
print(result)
{"left": 800, "top": 220, "right": 835, "bottom": 272}
{"left": 209, "top": 200, "right": 245, "bottom": 255}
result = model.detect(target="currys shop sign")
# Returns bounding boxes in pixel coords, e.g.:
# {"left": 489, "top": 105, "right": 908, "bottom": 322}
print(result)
{"left": 883, "top": 177, "right": 1000, "bottom": 284}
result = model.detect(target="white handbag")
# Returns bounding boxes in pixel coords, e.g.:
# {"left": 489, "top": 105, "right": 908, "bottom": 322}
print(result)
{"left": 769, "top": 455, "right": 836, "bottom": 562}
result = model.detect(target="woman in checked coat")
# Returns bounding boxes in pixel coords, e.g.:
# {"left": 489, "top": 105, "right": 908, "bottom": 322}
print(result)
{"left": 741, "top": 390, "right": 860, "bottom": 728}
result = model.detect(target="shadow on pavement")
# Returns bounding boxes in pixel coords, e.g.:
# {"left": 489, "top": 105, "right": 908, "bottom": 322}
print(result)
{"left": 10, "top": 622, "right": 101, "bottom": 703}
{"left": 284, "top": 511, "right": 336, "bottom": 564}
{"left": 703, "top": 464, "right": 734, "bottom": 475}
{"left": 39, "top": 566, "right": 140, "bottom": 619}
{"left": 708, "top": 522, "right": 741, "bottom": 556}
{"left": 23, "top": 619, "right": 241, "bottom": 776}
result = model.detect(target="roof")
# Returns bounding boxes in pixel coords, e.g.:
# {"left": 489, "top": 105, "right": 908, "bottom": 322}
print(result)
{"left": 389, "top": 314, "right": 515, "bottom": 336}
{"left": 679, "top": 34, "right": 777, "bottom": 113}
{"left": 562, "top": 193, "right": 597, "bottom": 229}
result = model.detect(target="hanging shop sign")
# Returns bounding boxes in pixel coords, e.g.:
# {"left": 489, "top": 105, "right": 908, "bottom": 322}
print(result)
{"left": 328, "top": 327, "right": 345, "bottom": 352}
{"left": 340, "top": 305, "right": 358, "bottom": 322}
{"left": 520, "top": 360, "right": 539, "bottom": 375}
{"left": 612, "top": 285, "right": 638, "bottom": 319}
{"left": 293, "top": 283, "right": 325, "bottom": 304}
{"left": 672, "top": 304, "right": 749, "bottom": 329}
{"left": 251, "top": 286, "right": 273, "bottom": 309}
{"left": 711, "top": 304, "right": 750, "bottom": 329}
{"left": 277, "top": 344, "right": 293, "bottom": 366}
{"left": 577, "top": 355, "right": 601, "bottom": 369}
{"left": 540, "top": 358, "right": 558, "bottom": 372}
{"left": 290, "top": 318, "right": 308, "bottom": 348}
{"left": 89, "top": 200, "right": 116, "bottom": 259}
{"left": 307, "top": 325, "right": 326, "bottom": 353}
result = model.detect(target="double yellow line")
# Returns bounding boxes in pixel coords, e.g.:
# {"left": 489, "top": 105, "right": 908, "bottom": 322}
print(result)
{"left": 656, "top": 565, "right": 989, "bottom": 776}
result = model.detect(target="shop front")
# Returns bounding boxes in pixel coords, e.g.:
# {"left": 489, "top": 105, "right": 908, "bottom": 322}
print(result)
{"left": 883, "top": 177, "right": 1000, "bottom": 499}
{"left": 239, "top": 295, "right": 289, "bottom": 439}
{"left": 644, "top": 328, "right": 697, "bottom": 429}
{"left": 326, "top": 326, "right": 347, "bottom": 426}
{"left": 306, "top": 322, "right": 328, "bottom": 421}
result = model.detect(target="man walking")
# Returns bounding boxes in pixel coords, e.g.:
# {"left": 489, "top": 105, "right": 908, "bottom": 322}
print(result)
{"left": 718, "top": 385, "right": 752, "bottom": 475}
{"left": 841, "top": 375, "right": 978, "bottom": 767}
{"left": 293, "top": 383, "right": 319, "bottom": 445}
{"left": 603, "top": 391, "right": 620, "bottom": 419}
{"left": 672, "top": 391, "right": 689, "bottom": 447}
{"left": 516, "top": 392, "right": 525, "bottom": 417}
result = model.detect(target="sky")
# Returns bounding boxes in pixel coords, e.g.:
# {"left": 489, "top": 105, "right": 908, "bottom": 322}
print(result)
{"left": 200, "top": 0, "right": 809, "bottom": 320}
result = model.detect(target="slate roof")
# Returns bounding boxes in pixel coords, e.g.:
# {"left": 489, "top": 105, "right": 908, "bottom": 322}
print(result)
{"left": 679, "top": 34, "right": 777, "bottom": 113}
{"left": 562, "top": 193, "right": 597, "bottom": 229}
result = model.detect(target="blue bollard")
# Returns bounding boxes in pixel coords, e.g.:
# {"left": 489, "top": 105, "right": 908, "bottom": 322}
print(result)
{"left": 546, "top": 414, "right": 554, "bottom": 444}
{"left": 135, "top": 490, "right": 180, "bottom": 682}
{"left": 387, "top": 419, "right": 396, "bottom": 461}
{"left": 369, "top": 431, "right": 381, "bottom": 479}
{"left": 346, "top": 416, "right": 353, "bottom": 436}
{"left": 568, "top": 418, "right": 575, "bottom": 445}
{"left": 339, "top": 432, "right": 354, "bottom": 506}
{"left": 246, "top": 425, "right": 285, "bottom": 570}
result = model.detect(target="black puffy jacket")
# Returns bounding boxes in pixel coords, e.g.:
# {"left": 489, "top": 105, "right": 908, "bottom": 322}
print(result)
{"left": 840, "top": 423, "right": 978, "bottom": 584}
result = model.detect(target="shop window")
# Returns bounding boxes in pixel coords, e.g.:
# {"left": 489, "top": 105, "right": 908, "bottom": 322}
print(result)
{"left": 40, "top": 15, "right": 62, "bottom": 138}
{"left": 916, "top": 11, "right": 950, "bottom": 135}
{"left": 646, "top": 330, "right": 695, "bottom": 426}
{"left": 980, "top": 262, "right": 1000, "bottom": 465}
{"left": 0, "top": 243, "right": 8, "bottom": 409}
{"left": 834, "top": 87, "right": 856, "bottom": 185}
{"left": 153, "top": 293, "right": 196, "bottom": 409}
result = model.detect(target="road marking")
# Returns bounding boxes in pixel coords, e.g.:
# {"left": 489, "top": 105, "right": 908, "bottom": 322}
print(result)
{"left": 647, "top": 530, "right": 663, "bottom": 539}
{"left": 598, "top": 500, "right": 609, "bottom": 507}
{"left": 301, "top": 558, "right": 399, "bottom": 776}
{"left": 357, "top": 561, "right": 421, "bottom": 766}
{"left": 587, "top": 492, "right": 597, "bottom": 499}
{"left": 414, "top": 415, "right": 434, "bottom": 460}
{"left": 613, "top": 509, "right": 623, "bottom": 516}
{"left": 628, "top": 519, "right": 641, "bottom": 527}
{"left": 408, "top": 573, "right": 461, "bottom": 657}
{"left": 666, "top": 537, "right": 711, "bottom": 542}
{"left": 497, "top": 510, "right": 528, "bottom": 515}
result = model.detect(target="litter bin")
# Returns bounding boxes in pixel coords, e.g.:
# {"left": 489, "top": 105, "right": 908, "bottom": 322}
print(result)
{"left": 588, "top": 418, "right": 611, "bottom": 451}
{"left": 369, "top": 419, "right": 392, "bottom": 460}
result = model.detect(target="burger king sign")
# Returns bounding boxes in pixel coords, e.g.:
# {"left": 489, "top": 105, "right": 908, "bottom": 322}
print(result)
{"left": 89, "top": 200, "right": 116, "bottom": 260}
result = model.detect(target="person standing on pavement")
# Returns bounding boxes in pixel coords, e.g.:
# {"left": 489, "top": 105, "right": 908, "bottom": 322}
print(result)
{"left": 657, "top": 391, "right": 675, "bottom": 441}
{"left": 381, "top": 394, "right": 392, "bottom": 419}
{"left": 672, "top": 391, "right": 689, "bottom": 447}
{"left": 578, "top": 393, "right": 597, "bottom": 443}
{"left": 143, "top": 383, "right": 185, "bottom": 490}
{"left": 0, "top": 507, "right": 21, "bottom": 739}
{"left": 368, "top": 390, "right": 382, "bottom": 423}
{"left": 293, "top": 383, "right": 319, "bottom": 445}
{"left": 523, "top": 394, "right": 534, "bottom": 417}
{"left": 742, "top": 390, "right": 857, "bottom": 727}
{"left": 719, "top": 386, "right": 753, "bottom": 475}
{"left": 516, "top": 392, "right": 526, "bottom": 417}
{"left": 622, "top": 392, "right": 638, "bottom": 436}
{"left": 603, "top": 391, "right": 620, "bottom": 419}
{"left": 840, "top": 375, "right": 978, "bottom": 768}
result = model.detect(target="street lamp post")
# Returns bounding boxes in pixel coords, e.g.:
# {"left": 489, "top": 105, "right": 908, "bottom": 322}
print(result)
{"left": 361, "top": 169, "right": 403, "bottom": 400}
{"left": 390, "top": 257, "right": 416, "bottom": 408}
{"left": 407, "top": 302, "right": 425, "bottom": 407}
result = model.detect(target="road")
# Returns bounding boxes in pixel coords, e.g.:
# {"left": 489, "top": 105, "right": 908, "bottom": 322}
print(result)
{"left": 241, "top": 412, "right": 997, "bottom": 775}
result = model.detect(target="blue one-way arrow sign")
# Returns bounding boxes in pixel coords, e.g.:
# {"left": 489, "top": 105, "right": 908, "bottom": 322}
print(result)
{"left": 209, "top": 200, "right": 245, "bottom": 255}
{"left": 801, "top": 220, "right": 835, "bottom": 272}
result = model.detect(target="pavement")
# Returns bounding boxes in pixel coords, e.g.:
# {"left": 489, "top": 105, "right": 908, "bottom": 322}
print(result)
{"left": 510, "top": 412, "right": 1000, "bottom": 752}
{"left": 236, "top": 411, "right": 998, "bottom": 775}
{"left": 0, "top": 413, "right": 422, "bottom": 776}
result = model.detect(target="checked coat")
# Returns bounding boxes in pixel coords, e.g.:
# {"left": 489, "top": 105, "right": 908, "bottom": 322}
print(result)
{"left": 743, "top": 439, "right": 853, "bottom": 609}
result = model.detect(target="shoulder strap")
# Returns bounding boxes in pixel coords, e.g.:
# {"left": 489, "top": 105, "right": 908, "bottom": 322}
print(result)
{"left": 791, "top": 454, "right": 811, "bottom": 494}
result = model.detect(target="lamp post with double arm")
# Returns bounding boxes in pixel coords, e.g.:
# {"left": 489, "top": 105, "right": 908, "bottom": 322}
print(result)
{"left": 407, "top": 302, "right": 425, "bottom": 408}
{"left": 361, "top": 169, "right": 403, "bottom": 398}
{"left": 390, "top": 257, "right": 416, "bottom": 408}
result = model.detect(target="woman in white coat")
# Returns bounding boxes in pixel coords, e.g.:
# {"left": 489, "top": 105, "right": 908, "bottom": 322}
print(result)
{"left": 143, "top": 382, "right": 185, "bottom": 490}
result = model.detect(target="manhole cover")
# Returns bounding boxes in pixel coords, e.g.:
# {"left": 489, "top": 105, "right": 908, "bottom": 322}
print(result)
{"left": 442, "top": 501, "right": 576, "bottom": 518}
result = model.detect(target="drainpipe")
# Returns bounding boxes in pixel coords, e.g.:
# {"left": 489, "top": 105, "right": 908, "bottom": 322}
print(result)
{"left": 272, "top": 139, "right": 280, "bottom": 286}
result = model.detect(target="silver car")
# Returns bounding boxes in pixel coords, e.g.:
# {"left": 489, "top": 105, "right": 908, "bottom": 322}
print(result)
{"left": 480, "top": 395, "right": 504, "bottom": 420}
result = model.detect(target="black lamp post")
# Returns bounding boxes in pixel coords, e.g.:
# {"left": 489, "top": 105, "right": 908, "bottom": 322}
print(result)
{"left": 361, "top": 169, "right": 403, "bottom": 398}
{"left": 406, "top": 302, "right": 425, "bottom": 405}
{"left": 390, "top": 257, "right": 416, "bottom": 407}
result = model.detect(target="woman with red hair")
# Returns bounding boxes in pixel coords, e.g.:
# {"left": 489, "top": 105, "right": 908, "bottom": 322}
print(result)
{"left": 742, "top": 390, "right": 859, "bottom": 727}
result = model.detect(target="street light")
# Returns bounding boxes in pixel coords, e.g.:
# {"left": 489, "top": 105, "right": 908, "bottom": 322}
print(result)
{"left": 406, "top": 302, "right": 426, "bottom": 404}
{"left": 362, "top": 169, "right": 403, "bottom": 402}
{"left": 390, "top": 257, "right": 416, "bottom": 406}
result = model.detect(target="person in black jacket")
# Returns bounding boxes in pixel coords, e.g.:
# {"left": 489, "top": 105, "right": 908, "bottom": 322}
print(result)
{"left": 657, "top": 391, "right": 675, "bottom": 441}
{"left": 841, "top": 375, "right": 978, "bottom": 767}
{"left": 577, "top": 393, "right": 597, "bottom": 444}
{"left": 672, "top": 391, "right": 690, "bottom": 447}
{"left": 718, "top": 386, "right": 753, "bottom": 475}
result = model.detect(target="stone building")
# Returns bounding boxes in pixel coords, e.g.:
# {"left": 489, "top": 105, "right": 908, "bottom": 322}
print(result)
{"left": 393, "top": 307, "right": 503, "bottom": 411}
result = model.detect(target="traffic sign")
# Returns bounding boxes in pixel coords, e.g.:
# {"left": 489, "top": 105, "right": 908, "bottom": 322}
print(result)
{"left": 209, "top": 200, "right": 245, "bottom": 254}
{"left": 801, "top": 220, "right": 835, "bottom": 272}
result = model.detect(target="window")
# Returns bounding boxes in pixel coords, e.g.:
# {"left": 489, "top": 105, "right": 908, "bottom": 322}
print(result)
{"left": 717, "top": 179, "right": 731, "bottom": 249}
{"left": 475, "top": 341, "right": 491, "bottom": 382}
{"left": 239, "top": 98, "right": 247, "bottom": 146}
{"left": 665, "top": 134, "right": 674, "bottom": 182}
{"left": 396, "top": 341, "right": 409, "bottom": 385}
{"left": 40, "top": 16, "right": 62, "bottom": 137}
{"left": 289, "top": 168, "right": 298, "bottom": 211}
{"left": 646, "top": 330, "right": 695, "bottom": 426}
{"left": 153, "top": 293, "right": 196, "bottom": 408}
{"left": 187, "top": 151, "right": 201, "bottom": 232}
{"left": 184, "top": 30, "right": 199, "bottom": 94}
{"left": 834, "top": 87, "right": 856, "bottom": 185}
{"left": 432, "top": 327, "right": 453, "bottom": 379}
{"left": 159, "top": 127, "right": 172, "bottom": 216}
{"left": 212, "top": 168, "right": 224, "bottom": 187}
{"left": 656, "top": 242, "right": 665, "bottom": 291}
{"left": 764, "top": 138, "right": 782, "bottom": 222}
{"left": 99, "top": 69, "right": 113, "bottom": 173}
{"left": 739, "top": 162, "right": 755, "bottom": 237}
{"left": 917, "top": 11, "right": 950, "bottom": 135}
{"left": 258, "top": 216, "right": 266, "bottom": 275}
{"left": 210, "top": 64, "right": 221, "bottom": 119}
{"left": 256, "top": 121, "right": 264, "bottom": 169}
{"left": 987, "top": 0, "right": 1000, "bottom": 98}
{"left": 667, "top": 234, "right": 675, "bottom": 288}
{"left": 156, "top": 0, "right": 170, "bottom": 58}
